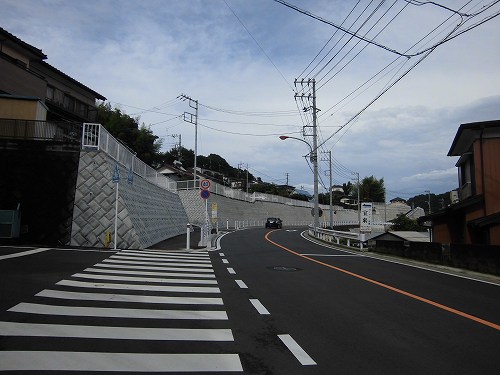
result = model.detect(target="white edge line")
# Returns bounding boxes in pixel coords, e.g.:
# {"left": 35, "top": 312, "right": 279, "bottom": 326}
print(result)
{"left": 299, "top": 231, "right": 500, "bottom": 286}
{"left": 0, "top": 248, "right": 51, "bottom": 260}
{"left": 278, "top": 334, "right": 317, "bottom": 366}
{"left": 227, "top": 267, "right": 236, "bottom": 274}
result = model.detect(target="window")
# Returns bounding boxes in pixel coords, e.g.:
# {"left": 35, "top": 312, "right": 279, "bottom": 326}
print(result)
{"left": 46, "top": 85, "right": 54, "bottom": 100}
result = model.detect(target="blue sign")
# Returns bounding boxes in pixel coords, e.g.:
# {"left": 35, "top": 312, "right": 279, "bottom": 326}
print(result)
{"left": 112, "top": 165, "right": 120, "bottom": 183}
{"left": 127, "top": 166, "right": 134, "bottom": 184}
{"left": 200, "top": 190, "right": 210, "bottom": 199}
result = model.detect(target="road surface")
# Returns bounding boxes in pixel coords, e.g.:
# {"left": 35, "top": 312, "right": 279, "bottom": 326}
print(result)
{"left": 0, "top": 228, "right": 499, "bottom": 374}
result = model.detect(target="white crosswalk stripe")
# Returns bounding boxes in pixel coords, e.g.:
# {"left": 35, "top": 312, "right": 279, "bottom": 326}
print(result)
{"left": 0, "top": 249, "right": 243, "bottom": 372}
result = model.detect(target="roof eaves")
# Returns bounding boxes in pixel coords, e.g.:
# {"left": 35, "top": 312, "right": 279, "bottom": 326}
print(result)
{"left": 39, "top": 61, "right": 106, "bottom": 101}
{"left": 0, "top": 27, "right": 47, "bottom": 60}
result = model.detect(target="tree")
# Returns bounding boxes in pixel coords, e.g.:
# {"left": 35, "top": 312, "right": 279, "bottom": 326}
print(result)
{"left": 97, "top": 103, "right": 162, "bottom": 167}
{"left": 357, "top": 175, "right": 385, "bottom": 202}
{"left": 390, "top": 214, "right": 425, "bottom": 231}
{"left": 407, "top": 192, "right": 451, "bottom": 214}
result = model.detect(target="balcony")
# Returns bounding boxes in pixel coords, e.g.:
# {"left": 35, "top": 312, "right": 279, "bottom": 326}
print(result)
{"left": 0, "top": 119, "right": 81, "bottom": 143}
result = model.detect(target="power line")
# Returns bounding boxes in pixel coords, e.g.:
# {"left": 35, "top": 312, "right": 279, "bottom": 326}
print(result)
{"left": 197, "top": 121, "right": 302, "bottom": 137}
{"left": 224, "top": 0, "right": 294, "bottom": 92}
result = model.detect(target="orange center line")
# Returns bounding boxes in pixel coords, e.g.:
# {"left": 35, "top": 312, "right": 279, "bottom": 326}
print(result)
{"left": 265, "top": 232, "right": 500, "bottom": 331}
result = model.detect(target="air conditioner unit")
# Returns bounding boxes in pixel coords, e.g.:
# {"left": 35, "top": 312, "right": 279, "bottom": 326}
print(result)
{"left": 450, "top": 190, "right": 459, "bottom": 204}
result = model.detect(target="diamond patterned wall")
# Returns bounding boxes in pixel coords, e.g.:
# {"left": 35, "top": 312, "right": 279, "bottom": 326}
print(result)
{"left": 71, "top": 150, "right": 188, "bottom": 249}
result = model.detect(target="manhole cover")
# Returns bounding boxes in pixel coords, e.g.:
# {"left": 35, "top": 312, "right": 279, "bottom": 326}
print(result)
{"left": 267, "top": 266, "right": 302, "bottom": 272}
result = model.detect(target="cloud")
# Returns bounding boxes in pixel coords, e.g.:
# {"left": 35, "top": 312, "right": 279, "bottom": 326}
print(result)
{"left": 2, "top": 0, "right": 499, "bottom": 202}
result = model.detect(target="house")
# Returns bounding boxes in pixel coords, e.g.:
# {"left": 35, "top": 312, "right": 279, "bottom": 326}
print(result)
{"left": 390, "top": 197, "right": 407, "bottom": 205}
{"left": 331, "top": 185, "right": 344, "bottom": 193}
{"left": 367, "top": 231, "right": 430, "bottom": 247}
{"left": 0, "top": 27, "right": 105, "bottom": 123}
{"left": 291, "top": 188, "right": 312, "bottom": 199}
{"left": 0, "top": 27, "right": 105, "bottom": 245}
{"left": 422, "top": 120, "right": 500, "bottom": 245}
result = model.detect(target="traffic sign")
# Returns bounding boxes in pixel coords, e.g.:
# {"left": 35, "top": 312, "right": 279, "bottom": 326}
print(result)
{"left": 311, "top": 207, "right": 323, "bottom": 217}
{"left": 200, "top": 179, "right": 211, "bottom": 190}
{"left": 112, "top": 165, "right": 120, "bottom": 183}
{"left": 200, "top": 190, "right": 211, "bottom": 199}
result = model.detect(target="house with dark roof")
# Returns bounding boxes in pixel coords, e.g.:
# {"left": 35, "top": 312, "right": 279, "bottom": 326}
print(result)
{"left": 0, "top": 27, "right": 105, "bottom": 123}
{"left": 390, "top": 197, "right": 406, "bottom": 204}
{"left": 0, "top": 27, "right": 106, "bottom": 244}
{"left": 421, "top": 120, "right": 500, "bottom": 245}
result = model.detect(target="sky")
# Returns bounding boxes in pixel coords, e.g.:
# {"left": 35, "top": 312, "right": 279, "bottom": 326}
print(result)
{"left": 2, "top": 0, "right": 500, "bottom": 201}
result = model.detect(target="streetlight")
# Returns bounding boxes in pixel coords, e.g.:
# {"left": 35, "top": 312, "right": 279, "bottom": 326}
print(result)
{"left": 279, "top": 135, "right": 320, "bottom": 230}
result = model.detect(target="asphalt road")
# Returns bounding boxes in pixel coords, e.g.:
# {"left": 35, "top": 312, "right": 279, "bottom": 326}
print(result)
{"left": 214, "top": 227, "right": 500, "bottom": 374}
{"left": 0, "top": 229, "right": 499, "bottom": 374}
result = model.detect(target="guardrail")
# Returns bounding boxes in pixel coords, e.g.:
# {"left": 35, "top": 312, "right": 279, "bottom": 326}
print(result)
{"left": 176, "top": 178, "right": 326, "bottom": 208}
{"left": 309, "top": 225, "right": 367, "bottom": 250}
{"left": 82, "top": 123, "right": 178, "bottom": 191}
{"left": 80, "top": 123, "right": 343, "bottom": 212}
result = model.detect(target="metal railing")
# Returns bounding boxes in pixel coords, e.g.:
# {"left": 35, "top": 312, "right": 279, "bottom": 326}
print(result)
{"left": 0, "top": 118, "right": 81, "bottom": 142}
{"left": 80, "top": 123, "right": 334, "bottom": 209}
{"left": 176, "top": 178, "right": 324, "bottom": 208}
{"left": 309, "top": 225, "right": 367, "bottom": 250}
{"left": 82, "top": 123, "right": 178, "bottom": 191}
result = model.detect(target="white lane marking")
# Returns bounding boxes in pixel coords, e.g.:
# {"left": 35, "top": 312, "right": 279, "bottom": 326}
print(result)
{"left": 106, "top": 258, "right": 212, "bottom": 268}
{"left": 36, "top": 290, "right": 224, "bottom": 305}
{"left": 120, "top": 250, "right": 210, "bottom": 259}
{"left": 0, "top": 322, "right": 234, "bottom": 341}
{"left": 72, "top": 273, "right": 218, "bottom": 285}
{"left": 0, "top": 352, "right": 243, "bottom": 372}
{"left": 235, "top": 280, "right": 248, "bottom": 289}
{"left": 227, "top": 268, "right": 236, "bottom": 274}
{"left": 300, "top": 231, "right": 500, "bottom": 286}
{"left": 56, "top": 279, "right": 220, "bottom": 294}
{"left": 9, "top": 303, "right": 228, "bottom": 320}
{"left": 278, "top": 334, "right": 317, "bottom": 366}
{"left": 83, "top": 267, "right": 216, "bottom": 279}
{"left": 219, "top": 252, "right": 225, "bottom": 256}
{"left": 111, "top": 254, "right": 211, "bottom": 264}
{"left": 222, "top": 259, "right": 229, "bottom": 264}
{"left": 94, "top": 263, "right": 215, "bottom": 273}
{"left": 300, "top": 253, "right": 360, "bottom": 257}
{"left": 249, "top": 299, "right": 270, "bottom": 315}
{"left": 0, "top": 248, "right": 50, "bottom": 260}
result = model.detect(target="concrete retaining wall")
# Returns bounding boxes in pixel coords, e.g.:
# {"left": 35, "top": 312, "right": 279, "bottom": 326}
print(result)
{"left": 71, "top": 150, "right": 188, "bottom": 249}
{"left": 177, "top": 190, "right": 412, "bottom": 228}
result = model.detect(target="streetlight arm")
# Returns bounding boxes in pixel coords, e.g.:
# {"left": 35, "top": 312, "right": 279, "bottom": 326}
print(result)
{"left": 279, "top": 136, "right": 312, "bottom": 153}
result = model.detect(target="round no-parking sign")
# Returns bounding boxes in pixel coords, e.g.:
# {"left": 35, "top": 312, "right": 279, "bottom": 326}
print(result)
{"left": 200, "top": 190, "right": 211, "bottom": 199}
{"left": 200, "top": 179, "right": 211, "bottom": 190}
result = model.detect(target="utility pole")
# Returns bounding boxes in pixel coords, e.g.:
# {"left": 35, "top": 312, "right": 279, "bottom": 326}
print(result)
{"left": 321, "top": 151, "right": 333, "bottom": 228}
{"left": 425, "top": 190, "right": 431, "bottom": 214}
{"left": 356, "top": 172, "right": 361, "bottom": 231}
{"left": 294, "top": 78, "right": 319, "bottom": 230}
{"left": 179, "top": 94, "right": 198, "bottom": 188}
{"left": 171, "top": 134, "right": 182, "bottom": 161}
{"left": 238, "top": 162, "right": 249, "bottom": 196}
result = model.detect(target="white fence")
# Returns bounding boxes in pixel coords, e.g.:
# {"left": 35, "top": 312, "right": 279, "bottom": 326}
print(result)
{"left": 82, "top": 123, "right": 178, "bottom": 191}
{"left": 81, "top": 123, "right": 341, "bottom": 212}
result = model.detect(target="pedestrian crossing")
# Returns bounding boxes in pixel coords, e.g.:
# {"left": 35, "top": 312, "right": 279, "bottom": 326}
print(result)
{"left": 0, "top": 249, "right": 243, "bottom": 373}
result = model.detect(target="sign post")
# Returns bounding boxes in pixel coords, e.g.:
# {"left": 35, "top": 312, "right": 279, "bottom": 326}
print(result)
{"left": 200, "top": 180, "right": 211, "bottom": 247}
{"left": 112, "top": 165, "right": 120, "bottom": 250}
{"left": 360, "top": 202, "right": 373, "bottom": 233}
